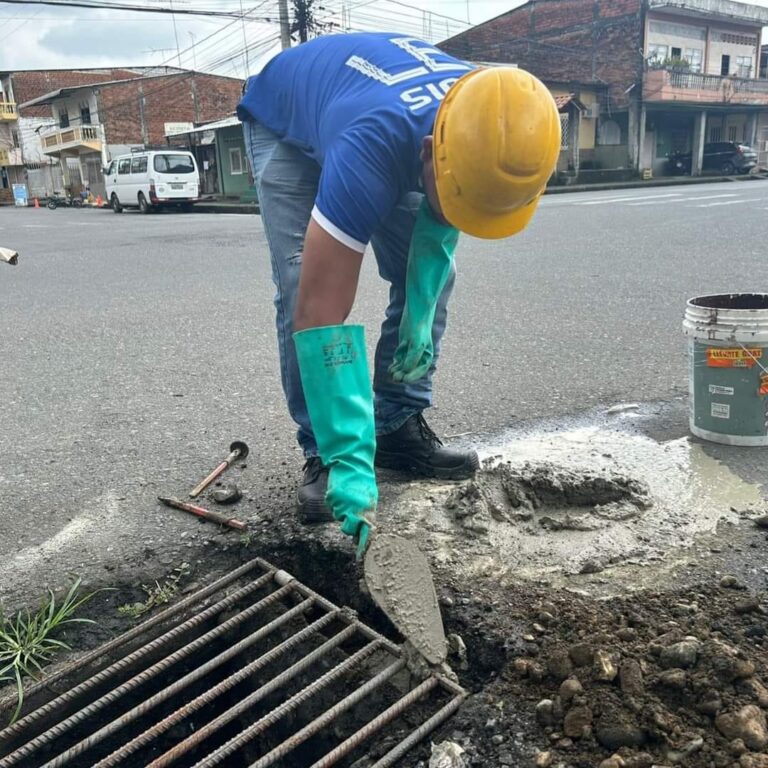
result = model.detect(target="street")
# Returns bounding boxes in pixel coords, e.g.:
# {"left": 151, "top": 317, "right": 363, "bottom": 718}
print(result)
{"left": 1, "top": 179, "right": 768, "bottom": 604}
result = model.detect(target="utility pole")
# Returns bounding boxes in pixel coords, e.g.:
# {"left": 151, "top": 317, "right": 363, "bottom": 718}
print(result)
{"left": 169, "top": 0, "right": 181, "bottom": 66}
{"left": 293, "top": 0, "right": 309, "bottom": 43}
{"left": 278, "top": 0, "right": 291, "bottom": 49}
{"left": 239, "top": 0, "right": 250, "bottom": 74}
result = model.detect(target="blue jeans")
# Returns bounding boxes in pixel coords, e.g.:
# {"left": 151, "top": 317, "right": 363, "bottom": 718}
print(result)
{"left": 243, "top": 119, "right": 455, "bottom": 457}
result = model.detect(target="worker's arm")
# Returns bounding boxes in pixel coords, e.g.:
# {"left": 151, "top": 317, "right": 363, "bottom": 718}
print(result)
{"left": 293, "top": 218, "right": 364, "bottom": 331}
{"left": 389, "top": 198, "right": 459, "bottom": 383}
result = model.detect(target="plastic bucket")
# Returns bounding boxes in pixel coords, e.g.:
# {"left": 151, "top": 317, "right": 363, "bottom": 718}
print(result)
{"left": 683, "top": 293, "right": 768, "bottom": 446}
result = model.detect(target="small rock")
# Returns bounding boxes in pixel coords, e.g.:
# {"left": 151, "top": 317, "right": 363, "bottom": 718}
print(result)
{"left": 559, "top": 677, "right": 583, "bottom": 704}
{"left": 534, "top": 752, "right": 553, "bottom": 768}
{"left": 429, "top": 740, "right": 465, "bottom": 768}
{"left": 498, "top": 753, "right": 513, "bottom": 766}
{"left": 738, "top": 678, "right": 768, "bottom": 708}
{"left": 696, "top": 694, "right": 723, "bottom": 717}
{"left": 491, "top": 735, "right": 505, "bottom": 746}
{"left": 512, "top": 658, "right": 530, "bottom": 676}
{"left": 596, "top": 718, "right": 646, "bottom": 750}
{"left": 607, "top": 403, "right": 640, "bottom": 415}
{"left": 667, "top": 736, "right": 703, "bottom": 764}
{"left": 529, "top": 662, "right": 545, "bottom": 682}
{"left": 745, "top": 625, "right": 767, "bottom": 638}
{"left": 616, "top": 627, "right": 638, "bottom": 641}
{"left": 555, "top": 737, "right": 572, "bottom": 749}
{"left": 533, "top": 623, "right": 547, "bottom": 634}
{"left": 568, "top": 643, "right": 594, "bottom": 667}
{"left": 563, "top": 705, "right": 593, "bottom": 739}
{"left": 211, "top": 483, "right": 242, "bottom": 505}
{"left": 598, "top": 760, "right": 624, "bottom": 768}
{"left": 447, "top": 634, "right": 469, "bottom": 671}
{"left": 547, "top": 649, "right": 574, "bottom": 681}
{"left": 620, "top": 659, "right": 644, "bottom": 696}
{"left": 535, "top": 699, "right": 556, "bottom": 726}
{"left": 623, "top": 753, "right": 653, "bottom": 768}
{"left": 579, "top": 558, "right": 604, "bottom": 574}
{"left": 735, "top": 597, "right": 761, "bottom": 614}
{"left": 594, "top": 649, "right": 619, "bottom": 681}
{"left": 657, "top": 668, "right": 687, "bottom": 689}
{"left": 740, "top": 754, "right": 768, "bottom": 768}
{"left": 721, "top": 575, "right": 746, "bottom": 590}
{"left": 715, "top": 706, "right": 768, "bottom": 750}
{"left": 754, "top": 515, "right": 768, "bottom": 530}
{"left": 538, "top": 611, "right": 556, "bottom": 626}
{"left": 731, "top": 739, "right": 748, "bottom": 756}
{"left": 660, "top": 638, "right": 700, "bottom": 669}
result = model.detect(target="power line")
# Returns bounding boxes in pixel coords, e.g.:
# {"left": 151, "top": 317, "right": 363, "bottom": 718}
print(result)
{"left": 0, "top": 0, "right": 278, "bottom": 19}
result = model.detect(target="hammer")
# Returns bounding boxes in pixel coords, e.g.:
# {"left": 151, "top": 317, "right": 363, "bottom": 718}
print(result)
{"left": 189, "top": 441, "right": 249, "bottom": 498}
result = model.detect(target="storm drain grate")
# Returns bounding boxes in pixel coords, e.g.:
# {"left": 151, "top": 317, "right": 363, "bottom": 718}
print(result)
{"left": 0, "top": 557, "right": 466, "bottom": 768}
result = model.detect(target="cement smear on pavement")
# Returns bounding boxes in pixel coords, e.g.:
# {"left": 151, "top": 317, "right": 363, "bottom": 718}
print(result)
{"left": 383, "top": 408, "right": 762, "bottom": 585}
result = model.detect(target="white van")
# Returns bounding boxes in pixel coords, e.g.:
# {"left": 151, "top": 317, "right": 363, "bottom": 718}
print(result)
{"left": 104, "top": 150, "right": 200, "bottom": 213}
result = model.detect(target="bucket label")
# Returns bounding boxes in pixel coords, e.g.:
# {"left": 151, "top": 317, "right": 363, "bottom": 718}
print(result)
{"left": 711, "top": 402, "right": 731, "bottom": 419}
{"left": 761, "top": 374, "right": 768, "bottom": 397}
{"left": 706, "top": 348, "right": 763, "bottom": 368}
{"left": 709, "top": 384, "right": 734, "bottom": 396}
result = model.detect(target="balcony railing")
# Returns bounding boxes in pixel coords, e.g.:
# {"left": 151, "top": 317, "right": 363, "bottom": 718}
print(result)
{"left": 644, "top": 68, "right": 768, "bottom": 105}
{"left": 41, "top": 124, "right": 102, "bottom": 154}
{"left": 0, "top": 101, "right": 17, "bottom": 121}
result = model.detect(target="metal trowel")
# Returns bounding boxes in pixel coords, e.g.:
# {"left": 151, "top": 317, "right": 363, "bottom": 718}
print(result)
{"left": 363, "top": 532, "right": 448, "bottom": 665}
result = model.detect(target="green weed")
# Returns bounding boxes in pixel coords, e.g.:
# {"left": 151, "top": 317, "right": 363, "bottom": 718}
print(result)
{"left": 0, "top": 577, "right": 100, "bottom": 725}
{"left": 117, "top": 563, "right": 190, "bottom": 620}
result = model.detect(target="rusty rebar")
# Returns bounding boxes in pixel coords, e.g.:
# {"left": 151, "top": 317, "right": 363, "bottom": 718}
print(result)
{"left": 94, "top": 610, "right": 345, "bottom": 768}
{"left": 246, "top": 657, "right": 408, "bottom": 768}
{"left": 37, "top": 594, "right": 314, "bottom": 768}
{"left": 189, "top": 642, "right": 392, "bottom": 768}
{"left": 308, "top": 677, "right": 440, "bottom": 768}
{"left": 369, "top": 688, "right": 469, "bottom": 768}
{"left": 0, "top": 558, "right": 267, "bottom": 721}
{"left": 0, "top": 572, "right": 279, "bottom": 766}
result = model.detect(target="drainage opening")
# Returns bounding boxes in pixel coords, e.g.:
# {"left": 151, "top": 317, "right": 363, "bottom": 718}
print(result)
{"left": 0, "top": 558, "right": 466, "bottom": 768}
{"left": 689, "top": 292, "right": 768, "bottom": 310}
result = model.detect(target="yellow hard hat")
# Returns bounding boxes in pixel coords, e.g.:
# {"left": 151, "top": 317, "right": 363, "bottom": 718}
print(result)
{"left": 433, "top": 66, "right": 561, "bottom": 239}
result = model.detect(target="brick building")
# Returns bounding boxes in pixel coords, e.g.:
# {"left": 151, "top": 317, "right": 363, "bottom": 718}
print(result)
{"left": 8, "top": 68, "right": 242, "bottom": 198}
{"left": 441, "top": 0, "right": 768, "bottom": 178}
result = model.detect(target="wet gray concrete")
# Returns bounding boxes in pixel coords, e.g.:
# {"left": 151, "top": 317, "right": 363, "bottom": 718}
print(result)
{"left": 1, "top": 180, "right": 767, "bottom": 607}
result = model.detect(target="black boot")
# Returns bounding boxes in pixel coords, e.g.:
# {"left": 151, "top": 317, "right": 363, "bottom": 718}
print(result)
{"left": 375, "top": 413, "right": 479, "bottom": 480}
{"left": 297, "top": 457, "right": 333, "bottom": 523}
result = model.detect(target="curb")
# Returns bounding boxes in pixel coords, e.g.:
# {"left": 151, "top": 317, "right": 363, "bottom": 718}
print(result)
{"left": 545, "top": 173, "right": 768, "bottom": 195}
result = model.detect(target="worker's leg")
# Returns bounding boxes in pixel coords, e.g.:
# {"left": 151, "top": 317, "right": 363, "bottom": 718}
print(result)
{"left": 243, "top": 120, "right": 332, "bottom": 521}
{"left": 370, "top": 193, "right": 478, "bottom": 480}
{"left": 243, "top": 119, "right": 320, "bottom": 456}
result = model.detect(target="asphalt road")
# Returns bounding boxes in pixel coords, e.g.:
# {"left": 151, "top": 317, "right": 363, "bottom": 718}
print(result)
{"left": 2, "top": 179, "right": 768, "bottom": 605}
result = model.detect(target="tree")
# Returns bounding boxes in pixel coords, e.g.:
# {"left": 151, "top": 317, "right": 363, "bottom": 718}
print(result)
{"left": 291, "top": 0, "right": 325, "bottom": 43}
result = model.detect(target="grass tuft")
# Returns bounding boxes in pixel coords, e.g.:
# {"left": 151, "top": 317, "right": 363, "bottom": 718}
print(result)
{"left": 117, "top": 562, "right": 190, "bottom": 620}
{"left": 0, "top": 577, "right": 100, "bottom": 725}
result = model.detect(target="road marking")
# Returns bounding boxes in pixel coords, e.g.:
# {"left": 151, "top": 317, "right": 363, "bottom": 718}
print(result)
{"left": 627, "top": 197, "right": 691, "bottom": 206}
{"left": 695, "top": 198, "right": 760, "bottom": 207}
{"left": 576, "top": 193, "right": 682, "bottom": 205}
{"left": 681, "top": 193, "right": 739, "bottom": 201}
{"left": 22, "top": 224, "right": 48, "bottom": 228}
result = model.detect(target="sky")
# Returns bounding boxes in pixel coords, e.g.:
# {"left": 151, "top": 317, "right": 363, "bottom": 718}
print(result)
{"left": 0, "top": 0, "right": 519, "bottom": 76}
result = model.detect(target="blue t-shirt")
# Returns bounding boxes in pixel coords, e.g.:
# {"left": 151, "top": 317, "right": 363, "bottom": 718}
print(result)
{"left": 237, "top": 33, "right": 471, "bottom": 251}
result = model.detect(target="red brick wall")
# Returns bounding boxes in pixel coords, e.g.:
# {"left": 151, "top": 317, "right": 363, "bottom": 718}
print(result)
{"left": 13, "top": 69, "right": 143, "bottom": 117}
{"left": 441, "top": 0, "right": 644, "bottom": 108}
{"left": 98, "top": 73, "right": 243, "bottom": 146}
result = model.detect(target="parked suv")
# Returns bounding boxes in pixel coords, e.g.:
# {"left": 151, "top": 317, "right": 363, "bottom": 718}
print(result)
{"left": 105, "top": 150, "right": 200, "bottom": 213}
{"left": 674, "top": 142, "right": 758, "bottom": 175}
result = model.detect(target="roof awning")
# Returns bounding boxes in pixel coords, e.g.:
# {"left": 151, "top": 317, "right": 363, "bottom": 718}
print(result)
{"left": 164, "top": 115, "right": 240, "bottom": 138}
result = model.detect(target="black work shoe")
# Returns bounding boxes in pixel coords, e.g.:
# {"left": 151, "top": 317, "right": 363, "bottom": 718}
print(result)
{"left": 375, "top": 413, "right": 479, "bottom": 480}
{"left": 297, "top": 457, "right": 333, "bottom": 523}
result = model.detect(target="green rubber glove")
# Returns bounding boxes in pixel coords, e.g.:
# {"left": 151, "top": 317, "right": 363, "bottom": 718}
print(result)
{"left": 389, "top": 198, "right": 459, "bottom": 384}
{"left": 294, "top": 324, "right": 377, "bottom": 559}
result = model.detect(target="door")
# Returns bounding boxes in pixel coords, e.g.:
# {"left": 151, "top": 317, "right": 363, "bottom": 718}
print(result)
{"left": 721, "top": 55, "right": 731, "bottom": 76}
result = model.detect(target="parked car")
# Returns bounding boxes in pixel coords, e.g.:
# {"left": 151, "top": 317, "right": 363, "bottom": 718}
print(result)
{"left": 670, "top": 142, "right": 758, "bottom": 176}
{"left": 104, "top": 150, "right": 200, "bottom": 213}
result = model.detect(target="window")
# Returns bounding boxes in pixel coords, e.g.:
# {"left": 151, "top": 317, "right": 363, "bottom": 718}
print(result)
{"left": 685, "top": 48, "right": 703, "bottom": 73}
{"left": 559, "top": 114, "right": 569, "bottom": 149}
{"left": 106, "top": 161, "right": 115, "bottom": 175}
{"left": 153, "top": 153, "right": 195, "bottom": 173}
{"left": 59, "top": 109, "right": 69, "bottom": 128}
{"left": 721, "top": 55, "right": 731, "bottom": 76}
{"left": 130, "top": 156, "right": 147, "bottom": 174}
{"left": 709, "top": 126, "right": 722, "bottom": 143}
{"left": 80, "top": 104, "right": 91, "bottom": 125}
{"left": 117, "top": 158, "right": 131, "bottom": 175}
{"left": 11, "top": 129, "right": 19, "bottom": 148}
{"left": 647, "top": 43, "right": 668, "bottom": 64}
{"left": 728, "top": 126, "right": 738, "bottom": 142}
{"left": 229, "top": 146, "right": 244, "bottom": 175}
{"left": 736, "top": 56, "right": 752, "bottom": 78}
{"left": 671, "top": 47, "right": 682, "bottom": 59}
{"left": 598, "top": 119, "right": 621, "bottom": 146}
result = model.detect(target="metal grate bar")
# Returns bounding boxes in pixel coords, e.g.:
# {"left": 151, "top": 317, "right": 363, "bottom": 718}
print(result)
{"left": 368, "top": 687, "right": 469, "bottom": 768}
{"left": 93, "top": 610, "right": 346, "bottom": 768}
{"left": 187, "top": 641, "right": 388, "bottom": 768}
{"left": 40, "top": 595, "right": 315, "bottom": 768}
{"left": 0, "top": 575, "right": 287, "bottom": 767}
{"left": 308, "top": 677, "right": 439, "bottom": 768}
{"left": 0, "top": 569, "right": 276, "bottom": 756}
{"left": 0, "top": 558, "right": 266, "bottom": 714}
{"left": 1, "top": 560, "right": 467, "bottom": 768}
{"left": 246, "top": 658, "right": 408, "bottom": 768}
